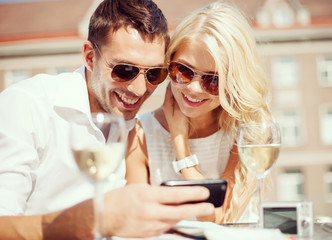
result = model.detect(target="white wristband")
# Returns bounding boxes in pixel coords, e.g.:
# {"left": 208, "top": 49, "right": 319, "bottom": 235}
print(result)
{"left": 172, "top": 154, "right": 199, "bottom": 174}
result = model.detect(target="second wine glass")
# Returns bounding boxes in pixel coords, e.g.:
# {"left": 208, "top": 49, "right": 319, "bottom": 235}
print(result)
{"left": 71, "top": 112, "right": 127, "bottom": 239}
{"left": 237, "top": 122, "right": 281, "bottom": 226}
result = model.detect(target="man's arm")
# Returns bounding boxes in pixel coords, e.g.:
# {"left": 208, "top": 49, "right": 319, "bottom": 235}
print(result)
{"left": 0, "top": 199, "right": 94, "bottom": 240}
{"left": 0, "top": 184, "right": 214, "bottom": 240}
{"left": 1, "top": 215, "right": 43, "bottom": 240}
{"left": 0, "top": 88, "right": 47, "bottom": 215}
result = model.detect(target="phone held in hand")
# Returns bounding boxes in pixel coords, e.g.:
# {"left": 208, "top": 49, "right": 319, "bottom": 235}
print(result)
{"left": 160, "top": 179, "right": 228, "bottom": 208}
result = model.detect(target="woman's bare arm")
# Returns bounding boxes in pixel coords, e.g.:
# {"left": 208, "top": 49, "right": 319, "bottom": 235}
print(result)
{"left": 125, "top": 120, "right": 150, "bottom": 184}
{"left": 162, "top": 85, "right": 205, "bottom": 180}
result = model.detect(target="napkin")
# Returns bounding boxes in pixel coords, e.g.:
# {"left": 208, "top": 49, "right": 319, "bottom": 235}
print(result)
{"left": 205, "top": 227, "right": 289, "bottom": 240}
{"left": 174, "top": 220, "right": 289, "bottom": 240}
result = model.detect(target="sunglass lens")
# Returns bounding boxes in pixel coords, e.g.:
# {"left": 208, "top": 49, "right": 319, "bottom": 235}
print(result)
{"left": 201, "top": 75, "right": 219, "bottom": 95}
{"left": 146, "top": 68, "right": 168, "bottom": 85}
{"left": 112, "top": 64, "right": 140, "bottom": 82}
{"left": 169, "top": 62, "right": 194, "bottom": 84}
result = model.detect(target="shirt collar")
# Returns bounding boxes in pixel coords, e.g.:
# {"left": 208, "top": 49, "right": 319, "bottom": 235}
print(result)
{"left": 125, "top": 118, "right": 136, "bottom": 131}
{"left": 54, "top": 66, "right": 138, "bottom": 130}
{"left": 54, "top": 65, "right": 90, "bottom": 117}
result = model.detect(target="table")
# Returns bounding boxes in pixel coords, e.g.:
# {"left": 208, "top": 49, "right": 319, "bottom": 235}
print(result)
{"left": 113, "top": 221, "right": 332, "bottom": 240}
{"left": 300, "top": 223, "right": 332, "bottom": 240}
{"left": 221, "top": 223, "right": 332, "bottom": 240}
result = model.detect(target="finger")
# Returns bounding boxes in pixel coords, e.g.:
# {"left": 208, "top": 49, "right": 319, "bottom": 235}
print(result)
{"left": 150, "top": 202, "right": 215, "bottom": 221}
{"left": 156, "top": 186, "right": 210, "bottom": 204}
{"left": 113, "top": 218, "right": 175, "bottom": 238}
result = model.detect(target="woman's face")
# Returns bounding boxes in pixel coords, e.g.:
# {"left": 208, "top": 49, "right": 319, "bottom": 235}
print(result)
{"left": 170, "top": 40, "right": 220, "bottom": 119}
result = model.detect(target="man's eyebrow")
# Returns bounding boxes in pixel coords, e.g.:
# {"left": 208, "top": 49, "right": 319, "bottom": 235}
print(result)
{"left": 110, "top": 58, "right": 166, "bottom": 67}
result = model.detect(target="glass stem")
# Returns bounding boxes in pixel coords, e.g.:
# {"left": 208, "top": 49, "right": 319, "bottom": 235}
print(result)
{"left": 261, "top": 178, "right": 265, "bottom": 202}
{"left": 94, "top": 182, "right": 104, "bottom": 240}
{"left": 257, "top": 178, "right": 262, "bottom": 226}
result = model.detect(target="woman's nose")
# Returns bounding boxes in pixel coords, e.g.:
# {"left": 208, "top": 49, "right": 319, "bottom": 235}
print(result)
{"left": 187, "top": 75, "right": 204, "bottom": 93}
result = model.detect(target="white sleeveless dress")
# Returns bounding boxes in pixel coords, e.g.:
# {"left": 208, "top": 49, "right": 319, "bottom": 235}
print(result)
{"left": 138, "top": 112, "right": 233, "bottom": 185}
{"left": 137, "top": 112, "right": 258, "bottom": 223}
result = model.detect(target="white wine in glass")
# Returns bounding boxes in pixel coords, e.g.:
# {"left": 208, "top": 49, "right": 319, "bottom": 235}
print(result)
{"left": 73, "top": 143, "right": 125, "bottom": 182}
{"left": 71, "top": 113, "right": 127, "bottom": 239}
{"left": 237, "top": 122, "right": 281, "bottom": 225}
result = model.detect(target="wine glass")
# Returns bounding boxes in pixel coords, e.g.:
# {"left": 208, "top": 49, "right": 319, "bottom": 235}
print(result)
{"left": 70, "top": 112, "right": 127, "bottom": 239}
{"left": 237, "top": 122, "right": 281, "bottom": 226}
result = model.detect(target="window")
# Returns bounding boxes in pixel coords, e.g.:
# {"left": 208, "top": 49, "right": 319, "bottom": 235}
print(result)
{"left": 274, "top": 90, "right": 300, "bottom": 105}
{"left": 318, "top": 56, "right": 332, "bottom": 87}
{"left": 4, "top": 69, "right": 30, "bottom": 88}
{"left": 272, "top": 3, "right": 295, "bottom": 28}
{"left": 272, "top": 57, "right": 299, "bottom": 89}
{"left": 325, "top": 168, "right": 332, "bottom": 202}
{"left": 256, "top": 9, "right": 270, "bottom": 28}
{"left": 320, "top": 105, "right": 332, "bottom": 145}
{"left": 278, "top": 170, "right": 304, "bottom": 201}
{"left": 277, "top": 110, "right": 303, "bottom": 146}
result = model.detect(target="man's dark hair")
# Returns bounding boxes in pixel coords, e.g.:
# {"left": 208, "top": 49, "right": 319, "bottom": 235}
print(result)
{"left": 88, "top": 0, "right": 169, "bottom": 50}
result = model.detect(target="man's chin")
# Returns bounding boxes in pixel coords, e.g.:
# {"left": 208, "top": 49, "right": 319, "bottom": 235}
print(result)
{"left": 122, "top": 112, "right": 138, "bottom": 120}
{"left": 112, "top": 107, "right": 138, "bottom": 120}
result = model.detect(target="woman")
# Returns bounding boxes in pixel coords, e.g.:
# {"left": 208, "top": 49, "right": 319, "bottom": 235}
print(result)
{"left": 126, "top": 1, "right": 273, "bottom": 223}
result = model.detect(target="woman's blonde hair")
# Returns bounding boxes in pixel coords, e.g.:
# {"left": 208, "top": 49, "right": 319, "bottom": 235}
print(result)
{"left": 166, "top": 1, "right": 273, "bottom": 223}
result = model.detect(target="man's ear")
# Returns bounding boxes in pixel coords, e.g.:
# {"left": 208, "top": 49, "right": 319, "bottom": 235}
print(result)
{"left": 82, "top": 40, "right": 95, "bottom": 72}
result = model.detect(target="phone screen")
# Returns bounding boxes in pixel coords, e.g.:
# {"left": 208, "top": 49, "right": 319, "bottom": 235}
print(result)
{"left": 161, "top": 179, "right": 228, "bottom": 207}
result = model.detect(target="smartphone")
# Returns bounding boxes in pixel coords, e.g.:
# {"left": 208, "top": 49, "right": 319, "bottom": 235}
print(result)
{"left": 160, "top": 179, "right": 228, "bottom": 208}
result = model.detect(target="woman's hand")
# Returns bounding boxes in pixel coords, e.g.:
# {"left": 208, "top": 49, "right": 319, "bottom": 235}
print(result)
{"left": 162, "top": 84, "right": 204, "bottom": 180}
{"left": 163, "top": 84, "right": 189, "bottom": 139}
{"left": 162, "top": 84, "right": 191, "bottom": 160}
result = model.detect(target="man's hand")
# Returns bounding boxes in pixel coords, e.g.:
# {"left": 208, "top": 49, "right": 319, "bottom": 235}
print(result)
{"left": 103, "top": 183, "right": 214, "bottom": 238}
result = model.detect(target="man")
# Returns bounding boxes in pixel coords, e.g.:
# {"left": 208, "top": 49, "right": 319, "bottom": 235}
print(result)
{"left": 0, "top": 0, "right": 214, "bottom": 239}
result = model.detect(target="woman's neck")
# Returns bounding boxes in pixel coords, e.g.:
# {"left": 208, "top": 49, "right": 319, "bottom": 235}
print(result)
{"left": 154, "top": 107, "right": 221, "bottom": 139}
{"left": 188, "top": 108, "right": 221, "bottom": 138}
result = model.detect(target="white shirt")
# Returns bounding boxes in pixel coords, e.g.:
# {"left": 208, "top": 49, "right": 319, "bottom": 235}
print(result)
{"left": 0, "top": 66, "right": 126, "bottom": 215}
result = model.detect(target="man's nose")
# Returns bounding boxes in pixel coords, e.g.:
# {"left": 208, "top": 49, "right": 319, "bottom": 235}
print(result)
{"left": 127, "top": 72, "right": 147, "bottom": 97}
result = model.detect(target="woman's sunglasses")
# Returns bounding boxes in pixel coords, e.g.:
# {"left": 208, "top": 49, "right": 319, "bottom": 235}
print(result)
{"left": 168, "top": 61, "right": 219, "bottom": 95}
{"left": 94, "top": 44, "right": 168, "bottom": 85}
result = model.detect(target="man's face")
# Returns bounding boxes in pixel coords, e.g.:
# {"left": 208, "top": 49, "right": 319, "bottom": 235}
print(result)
{"left": 87, "top": 27, "right": 166, "bottom": 120}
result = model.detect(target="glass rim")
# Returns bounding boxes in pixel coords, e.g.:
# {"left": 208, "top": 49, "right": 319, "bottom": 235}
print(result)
{"left": 238, "top": 122, "right": 280, "bottom": 127}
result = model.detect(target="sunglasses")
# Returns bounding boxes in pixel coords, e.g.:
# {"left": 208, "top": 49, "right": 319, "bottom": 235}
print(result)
{"left": 168, "top": 61, "right": 219, "bottom": 95}
{"left": 94, "top": 44, "right": 168, "bottom": 85}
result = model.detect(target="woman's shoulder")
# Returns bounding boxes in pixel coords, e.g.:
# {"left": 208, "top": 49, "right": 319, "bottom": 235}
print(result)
{"left": 137, "top": 108, "right": 170, "bottom": 134}
{"left": 137, "top": 111, "right": 153, "bottom": 121}
{"left": 137, "top": 111, "right": 157, "bottom": 129}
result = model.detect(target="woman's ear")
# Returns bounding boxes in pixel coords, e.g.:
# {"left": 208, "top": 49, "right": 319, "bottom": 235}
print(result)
{"left": 82, "top": 40, "right": 95, "bottom": 72}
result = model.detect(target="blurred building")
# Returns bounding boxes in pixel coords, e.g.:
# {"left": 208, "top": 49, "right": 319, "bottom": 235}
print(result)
{"left": 250, "top": 0, "right": 332, "bottom": 220}
{"left": 0, "top": 0, "right": 331, "bottom": 218}
{"left": 0, "top": 0, "right": 95, "bottom": 88}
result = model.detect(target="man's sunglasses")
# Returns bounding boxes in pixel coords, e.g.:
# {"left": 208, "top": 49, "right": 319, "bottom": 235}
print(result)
{"left": 94, "top": 44, "right": 168, "bottom": 85}
{"left": 168, "top": 61, "right": 219, "bottom": 95}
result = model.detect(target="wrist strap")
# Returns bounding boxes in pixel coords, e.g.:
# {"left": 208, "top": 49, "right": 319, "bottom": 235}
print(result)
{"left": 172, "top": 154, "right": 199, "bottom": 174}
